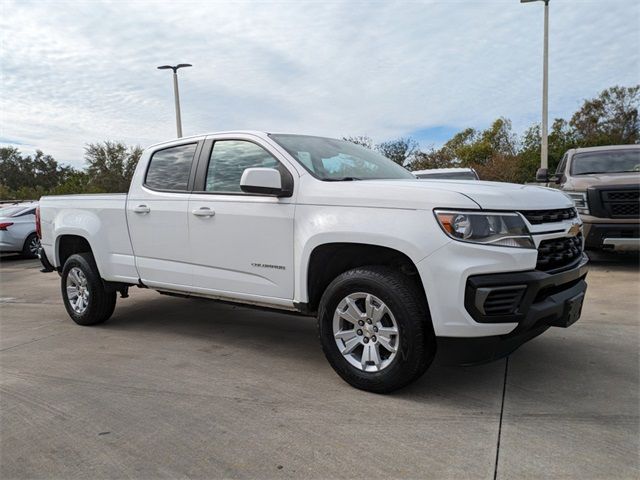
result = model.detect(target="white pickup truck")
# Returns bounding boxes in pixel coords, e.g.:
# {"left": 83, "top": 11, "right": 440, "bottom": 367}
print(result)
{"left": 38, "top": 131, "right": 588, "bottom": 392}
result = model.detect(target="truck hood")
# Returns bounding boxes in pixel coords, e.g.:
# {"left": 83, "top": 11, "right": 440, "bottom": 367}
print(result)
{"left": 564, "top": 172, "right": 640, "bottom": 191}
{"left": 299, "top": 177, "right": 573, "bottom": 211}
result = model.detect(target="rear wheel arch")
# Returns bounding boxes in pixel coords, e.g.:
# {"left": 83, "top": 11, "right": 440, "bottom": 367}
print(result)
{"left": 56, "top": 235, "right": 94, "bottom": 271}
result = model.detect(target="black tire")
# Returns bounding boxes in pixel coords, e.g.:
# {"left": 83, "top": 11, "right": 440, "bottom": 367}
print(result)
{"left": 22, "top": 233, "right": 40, "bottom": 259}
{"left": 61, "top": 253, "right": 116, "bottom": 326}
{"left": 318, "top": 266, "right": 436, "bottom": 393}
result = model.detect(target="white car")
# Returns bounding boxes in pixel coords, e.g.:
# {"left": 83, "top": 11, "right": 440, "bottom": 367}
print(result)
{"left": 0, "top": 202, "right": 40, "bottom": 258}
{"left": 37, "top": 132, "right": 588, "bottom": 392}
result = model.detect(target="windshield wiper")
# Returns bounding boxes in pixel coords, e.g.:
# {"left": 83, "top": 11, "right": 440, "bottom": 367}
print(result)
{"left": 324, "top": 177, "right": 362, "bottom": 182}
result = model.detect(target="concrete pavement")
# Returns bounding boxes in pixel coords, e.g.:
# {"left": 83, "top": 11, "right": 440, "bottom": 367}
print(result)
{"left": 0, "top": 253, "right": 638, "bottom": 479}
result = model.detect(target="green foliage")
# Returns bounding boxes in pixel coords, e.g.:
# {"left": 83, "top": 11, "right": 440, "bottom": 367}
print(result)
{"left": 343, "top": 136, "right": 419, "bottom": 166}
{"left": 342, "top": 135, "right": 374, "bottom": 149}
{"left": 0, "top": 147, "right": 79, "bottom": 200}
{"left": 570, "top": 85, "right": 639, "bottom": 146}
{"left": 375, "top": 137, "right": 419, "bottom": 166}
{"left": 409, "top": 85, "right": 638, "bottom": 182}
{"left": 84, "top": 141, "right": 143, "bottom": 193}
{"left": 0, "top": 141, "right": 142, "bottom": 200}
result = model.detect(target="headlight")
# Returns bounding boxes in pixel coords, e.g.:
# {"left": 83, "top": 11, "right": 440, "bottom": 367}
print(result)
{"left": 563, "top": 191, "right": 589, "bottom": 215}
{"left": 434, "top": 210, "right": 535, "bottom": 248}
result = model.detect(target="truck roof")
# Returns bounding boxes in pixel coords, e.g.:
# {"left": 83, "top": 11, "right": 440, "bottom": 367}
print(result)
{"left": 146, "top": 130, "right": 271, "bottom": 149}
{"left": 570, "top": 144, "right": 640, "bottom": 154}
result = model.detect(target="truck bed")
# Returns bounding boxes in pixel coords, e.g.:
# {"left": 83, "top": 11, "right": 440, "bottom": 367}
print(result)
{"left": 39, "top": 193, "right": 139, "bottom": 284}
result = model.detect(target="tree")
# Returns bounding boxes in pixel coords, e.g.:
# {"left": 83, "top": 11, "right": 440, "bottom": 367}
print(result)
{"left": 0, "top": 147, "right": 78, "bottom": 199}
{"left": 84, "top": 141, "right": 143, "bottom": 193}
{"left": 342, "top": 135, "right": 374, "bottom": 149}
{"left": 410, "top": 148, "right": 455, "bottom": 171}
{"left": 570, "top": 85, "right": 639, "bottom": 146}
{"left": 375, "top": 137, "right": 419, "bottom": 166}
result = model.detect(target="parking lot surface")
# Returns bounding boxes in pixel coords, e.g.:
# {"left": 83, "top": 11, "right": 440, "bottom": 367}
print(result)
{"left": 1, "top": 253, "right": 638, "bottom": 479}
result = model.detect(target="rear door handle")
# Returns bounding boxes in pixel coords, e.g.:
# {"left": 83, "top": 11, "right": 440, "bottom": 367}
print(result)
{"left": 192, "top": 207, "right": 215, "bottom": 217}
{"left": 133, "top": 205, "right": 150, "bottom": 214}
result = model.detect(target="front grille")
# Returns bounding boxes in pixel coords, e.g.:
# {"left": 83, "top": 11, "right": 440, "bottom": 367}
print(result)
{"left": 481, "top": 286, "right": 526, "bottom": 316}
{"left": 536, "top": 234, "right": 583, "bottom": 272}
{"left": 600, "top": 188, "right": 640, "bottom": 218}
{"left": 520, "top": 208, "right": 577, "bottom": 224}
{"left": 609, "top": 202, "right": 639, "bottom": 217}
{"left": 605, "top": 190, "right": 639, "bottom": 201}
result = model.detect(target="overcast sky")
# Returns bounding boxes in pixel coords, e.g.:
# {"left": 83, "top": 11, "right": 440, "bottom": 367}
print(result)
{"left": 1, "top": 0, "right": 639, "bottom": 167}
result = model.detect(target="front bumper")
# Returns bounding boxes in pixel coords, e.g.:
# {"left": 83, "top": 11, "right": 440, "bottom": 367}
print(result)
{"left": 583, "top": 222, "right": 639, "bottom": 250}
{"left": 437, "top": 254, "right": 588, "bottom": 365}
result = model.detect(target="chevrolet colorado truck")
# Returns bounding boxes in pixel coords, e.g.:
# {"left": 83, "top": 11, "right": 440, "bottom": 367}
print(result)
{"left": 38, "top": 132, "right": 589, "bottom": 392}
{"left": 536, "top": 144, "right": 639, "bottom": 250}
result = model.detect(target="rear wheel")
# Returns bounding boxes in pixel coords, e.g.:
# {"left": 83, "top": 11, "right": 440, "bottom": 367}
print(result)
{"left": 318, "top": 266, "right": 435, "bottom": 393}
{"left": 61, "top": 253, "right": 116, "bottom": 326}
{"left": 22, "top": 233, "right": 40, "bottom": 259}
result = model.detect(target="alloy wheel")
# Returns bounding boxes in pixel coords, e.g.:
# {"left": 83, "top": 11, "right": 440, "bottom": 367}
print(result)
{"left": 332, "top": 292, "right": 400, "bottom": 372}
{"left": 66, "top": 267, "right": 90, "bottom": 314}
{"left": 28, "top": 236, "right": 40, "bottom": 256}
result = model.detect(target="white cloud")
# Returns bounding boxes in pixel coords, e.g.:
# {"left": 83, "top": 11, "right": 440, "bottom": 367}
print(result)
{"left": 1, "top": 0, "right": 638, "bottom": 167}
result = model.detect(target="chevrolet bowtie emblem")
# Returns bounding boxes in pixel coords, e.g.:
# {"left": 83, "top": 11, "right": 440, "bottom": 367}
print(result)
{"left": 568, "top": 223, "right": 581, "bottom": 237}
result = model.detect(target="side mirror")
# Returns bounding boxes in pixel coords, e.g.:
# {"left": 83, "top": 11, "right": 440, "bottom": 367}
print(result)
{"left": 535, "top": 168, "right": 549, "bottom": 183}
{"left": 240, "top": 167, "right": 287, "bottom": 196}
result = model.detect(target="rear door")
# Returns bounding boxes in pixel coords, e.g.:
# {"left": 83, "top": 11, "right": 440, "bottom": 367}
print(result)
{"left": 187, "top": 134, "right": 297, "bottom": 302}
{"left": 126, "top": 141, "right": 200, "bottom": 289}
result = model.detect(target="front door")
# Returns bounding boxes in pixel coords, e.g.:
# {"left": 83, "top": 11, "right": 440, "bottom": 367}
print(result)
{"left": 188, "top": 137, "right": 296, "bottom": 302}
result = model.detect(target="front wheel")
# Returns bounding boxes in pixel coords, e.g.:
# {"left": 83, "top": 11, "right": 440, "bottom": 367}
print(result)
{"left": 318, "top": 266, "right": 435, "bottom": 393}
{"left": 61, "top": 253, "right": 116, "bottom": 326}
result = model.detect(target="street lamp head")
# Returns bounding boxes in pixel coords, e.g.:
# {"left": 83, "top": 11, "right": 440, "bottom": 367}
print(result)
{"left": 157, "top": 64, "right": 192, "bottom": 72}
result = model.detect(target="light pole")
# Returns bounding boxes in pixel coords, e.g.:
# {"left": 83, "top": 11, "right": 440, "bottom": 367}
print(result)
{"left": 157, "top": 64, "right": 192, "bottom": 138}
{"left": 521, "top": 0, "right": 549, "bottom": 171}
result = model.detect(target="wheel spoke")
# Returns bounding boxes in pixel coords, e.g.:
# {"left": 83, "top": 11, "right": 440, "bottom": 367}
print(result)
{"left": 340, "top": 336, "right": 361, "bottom": 355}
{"left": 335, "top": 329, "right": 357, "bottom": 341}
{"left": 371, "top": 304, "right": 387, "bottom": 324}
{"left": 376, "top": 326, "right": 398, "bottom": 340}
{"left": 377, "top": 335, "right": 397, "bottom": 353}
{"left": 340, "top": 297, "right": 364, "bottom": 324}
{"left": 66, "top": 286, "right": 78, "bottom": 300}
{"left": 69, "top": 269, "right": 80, "bottom": 286}
{"left": 361, "top": 343, "right": 382, "bottom": 370}
{"left": 365, "top": 294, "right": 375, "bottom": 318}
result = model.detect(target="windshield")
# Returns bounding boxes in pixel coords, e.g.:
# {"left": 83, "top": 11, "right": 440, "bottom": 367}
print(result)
{"left": 269, "top": 134, "right": 415, "bottom": 181}
{"left": 571, "top": 149, "right": 640, "bottom": 175}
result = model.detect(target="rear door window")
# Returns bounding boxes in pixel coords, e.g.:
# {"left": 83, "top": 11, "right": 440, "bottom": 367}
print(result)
{"left": 145, "top": 143, "right": 197, "bottom": 191}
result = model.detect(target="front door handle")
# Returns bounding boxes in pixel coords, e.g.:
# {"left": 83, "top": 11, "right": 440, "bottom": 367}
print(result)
{"left": 133, "top": 205, "right": 150, "bottom": 214}
{"left": 192, "top": 207, "right": 215, "bottom": 217}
